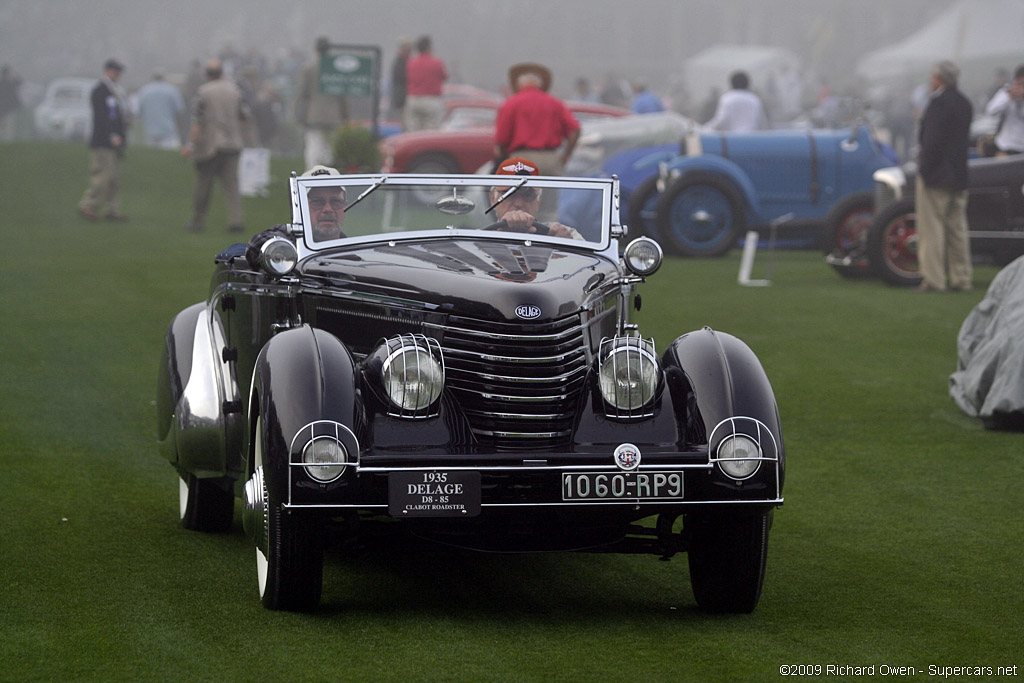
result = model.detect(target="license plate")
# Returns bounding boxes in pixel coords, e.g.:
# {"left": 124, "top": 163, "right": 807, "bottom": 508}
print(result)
{"left": 562, "top": 471, "right": 684, "bottom": 501}
{"left": 388, "top": 471, "right": 481, "bottom": 517}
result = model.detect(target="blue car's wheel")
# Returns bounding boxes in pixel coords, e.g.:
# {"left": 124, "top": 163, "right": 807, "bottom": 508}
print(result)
{"left": 626, "top": 174, "right": 663, "bottom": 239}
{"left": 654, "top": 172, "right": 745, "bottom": 257}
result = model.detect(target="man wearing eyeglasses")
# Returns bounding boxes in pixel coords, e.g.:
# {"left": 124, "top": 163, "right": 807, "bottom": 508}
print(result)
{"left": 306, "top": 185, "right": 347, "bottom": 241}
{"left": 487, "top": 157, "right": 581, "bottom": 240}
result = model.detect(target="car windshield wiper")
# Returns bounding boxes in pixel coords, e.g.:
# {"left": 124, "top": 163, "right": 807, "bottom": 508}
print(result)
{"left": 484, "top": 178, "right": 528, "bottom": 215}
{"left": 345, "top": 177, "right": 387, "bottom": 212}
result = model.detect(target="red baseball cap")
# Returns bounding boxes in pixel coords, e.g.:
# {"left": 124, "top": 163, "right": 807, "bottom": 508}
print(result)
{"left": 495, "top": 157, "right": 539, "bottom": 176}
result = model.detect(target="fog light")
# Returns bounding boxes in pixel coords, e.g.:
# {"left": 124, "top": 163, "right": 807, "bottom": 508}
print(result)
{"left": 716, "top": 434, "right": 761, "bottom": 480}
{"left": 302, "top": 438, "right": 347, "bottom": 482}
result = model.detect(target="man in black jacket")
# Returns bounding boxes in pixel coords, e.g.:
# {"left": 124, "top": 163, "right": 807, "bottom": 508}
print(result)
{"left": 78, "top": 59, "right": 129, "bottom": 221}
{"left": 916, "top": 60, "right": 973, "bottom": 292}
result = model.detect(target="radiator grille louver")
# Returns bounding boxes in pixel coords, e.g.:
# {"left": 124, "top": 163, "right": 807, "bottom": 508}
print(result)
{"left": 427, "top": 314, "right": 589, "bottom": 450}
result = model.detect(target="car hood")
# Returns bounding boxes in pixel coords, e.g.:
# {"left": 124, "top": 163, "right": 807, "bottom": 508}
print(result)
{"left": 384, "top": 126, "right": 494, "bottom": 147}
{"left": 300, "top": 238, "right": 617, "bottom": 324}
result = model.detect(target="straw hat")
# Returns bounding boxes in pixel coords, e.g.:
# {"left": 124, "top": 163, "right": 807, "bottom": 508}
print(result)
{"left": 508, "top": 62, "right": 552, "bottom": 92}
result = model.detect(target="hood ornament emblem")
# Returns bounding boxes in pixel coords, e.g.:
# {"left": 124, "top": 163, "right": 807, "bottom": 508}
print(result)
{"left": 613, "top": 443, "right": 641, "bottom": 471}
{"left": 515, "top": 305, "right": 541, "bottom": 320}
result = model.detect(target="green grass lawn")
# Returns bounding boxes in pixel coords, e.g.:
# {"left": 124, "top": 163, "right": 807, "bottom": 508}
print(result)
{"left": 1, "top": 141, "right": 1021, "bottom": 682}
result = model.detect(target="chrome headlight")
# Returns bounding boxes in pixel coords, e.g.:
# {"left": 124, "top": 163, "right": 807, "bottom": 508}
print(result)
{"left": 623, "top": 237, "right": 663, "bottom": 276}
{"left": 715, "top": 434, "right": 761, "bottom": 480}
{"left": 380, "top": 335, "right": 444, "bottom": 417}
{"left": 259, "top": 237, "right": 298, "bottom": 277}
{"left": 302, "top": 437, "right": 348, "bottom": 482}
{"left": 598, "top": 336, "right": 660, "bottom": 417}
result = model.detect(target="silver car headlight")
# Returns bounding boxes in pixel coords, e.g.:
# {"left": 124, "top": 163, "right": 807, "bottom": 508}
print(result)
{"left": 259, "top": 236, "right": 298, "bottom": 277}
{"left": 716, "top": 434, "right": 761, "bottom": 480}
{"left": 598, "top": 336, "right": 660, "bottom": 417}
{"left": 380, "top": 335, "right": 444, "bottom": 417}
{"left": 623, "top": 237, "right": 663, "bottom": 276}
{"left": 302, "top": 437, "right": 347, "bottom": 482}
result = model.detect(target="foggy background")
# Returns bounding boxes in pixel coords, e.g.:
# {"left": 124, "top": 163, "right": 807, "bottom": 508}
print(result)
{"left": 1, "top": 0, "right": 958, "bottom": 100}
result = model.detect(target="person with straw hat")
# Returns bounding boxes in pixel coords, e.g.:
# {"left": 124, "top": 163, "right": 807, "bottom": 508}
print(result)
{"left": 493, "top": 63, "right": 580, "bottom": 219}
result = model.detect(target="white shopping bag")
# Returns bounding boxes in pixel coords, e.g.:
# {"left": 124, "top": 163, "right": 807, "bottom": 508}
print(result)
{"left": 239, "top": 148, "right": 270, "bottom": 197}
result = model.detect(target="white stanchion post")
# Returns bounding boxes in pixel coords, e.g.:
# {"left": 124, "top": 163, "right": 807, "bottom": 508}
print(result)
{"left": 738, "top": 230, "right": 771, "bottom": 286}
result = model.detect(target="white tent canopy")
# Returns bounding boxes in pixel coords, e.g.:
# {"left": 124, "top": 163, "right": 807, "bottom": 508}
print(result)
{"left": 683, "top": 44, "right": 803, "bottom": 104}
{"left": 856, "top": 0, "right": 1024, "bottom": 94}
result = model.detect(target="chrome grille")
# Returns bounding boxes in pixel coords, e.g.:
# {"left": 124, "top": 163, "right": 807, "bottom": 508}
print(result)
{"left": 426, "top": 314, "right": 588, "bottom": 450}
{"left": 874, "top": 179, "right": 897, "bottom": 214}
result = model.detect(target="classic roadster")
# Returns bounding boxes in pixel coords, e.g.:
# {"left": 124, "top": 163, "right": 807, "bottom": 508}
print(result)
{"left": 156, "top": 170, "right": 785, "bottom": 612}
{"left": 826, "top": 154, "right": 1024, "bottom": 285}
{"left": 606, "top": 124, "right": 896, "bottom": 257}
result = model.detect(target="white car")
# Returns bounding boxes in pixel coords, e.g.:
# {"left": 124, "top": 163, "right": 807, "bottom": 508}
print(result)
{"left": 34, "top": 77, "right": 93, "bottom": 141}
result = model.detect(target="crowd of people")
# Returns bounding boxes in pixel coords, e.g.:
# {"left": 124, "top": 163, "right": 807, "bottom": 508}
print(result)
{"left": 4, "top": 32, "right": 1022, "bottom": 261}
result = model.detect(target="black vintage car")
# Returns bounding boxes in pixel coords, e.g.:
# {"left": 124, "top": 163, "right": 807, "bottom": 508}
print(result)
{"left": 826, "top": 154, "right": 1024, "bottom": 285}
{"left": 156, "top": 171, "right": 785, "bottom": 612}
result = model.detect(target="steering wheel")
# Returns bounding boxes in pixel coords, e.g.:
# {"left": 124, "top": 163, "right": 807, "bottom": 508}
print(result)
{"left": 482, "top": 220, "right": 550, "bottom": 236}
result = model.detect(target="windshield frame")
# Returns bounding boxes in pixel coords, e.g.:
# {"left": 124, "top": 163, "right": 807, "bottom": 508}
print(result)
{"left": 289, "top": 173, "right": 618, "bottom": 259}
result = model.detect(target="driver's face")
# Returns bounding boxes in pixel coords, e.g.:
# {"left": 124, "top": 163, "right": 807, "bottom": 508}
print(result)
{"left": 307, "top": 186, "right": 346, "bottom": 241}
{"left": 490, "top": 187, "right": 541, "bottom": 218}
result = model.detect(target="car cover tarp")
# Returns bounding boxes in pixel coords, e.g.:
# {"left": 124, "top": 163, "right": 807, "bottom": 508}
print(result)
{"left": 949, "top": 255, "right": 1024, "bottom": 428}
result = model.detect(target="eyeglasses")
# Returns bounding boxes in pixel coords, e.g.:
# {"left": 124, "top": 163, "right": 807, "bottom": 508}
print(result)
{"left": 309, "top": 198, "right": 346, "bottom": 211}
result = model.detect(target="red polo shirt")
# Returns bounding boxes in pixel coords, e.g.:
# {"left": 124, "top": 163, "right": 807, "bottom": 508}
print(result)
{"left": 405, "top": 54, "right": 447, "bottom": 96}
{"left": 494, "top": 86, "right": 580, "bottom": 152}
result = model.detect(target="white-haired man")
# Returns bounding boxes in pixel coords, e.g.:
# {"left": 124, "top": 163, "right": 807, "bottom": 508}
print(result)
{"left": 915, "top": 60, "right": 973, "bottom": 292}
{"left": 493, "top": 63, "right": 580, "bottom": 219}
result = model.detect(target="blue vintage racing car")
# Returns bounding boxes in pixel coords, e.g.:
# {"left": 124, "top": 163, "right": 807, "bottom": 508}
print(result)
{"left": 600, "top": 125, "right": 897, "bottom": 256}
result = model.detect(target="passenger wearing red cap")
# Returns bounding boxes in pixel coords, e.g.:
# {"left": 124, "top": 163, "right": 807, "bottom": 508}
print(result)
{"left": 489, "top": 156, "right": 581, "bottom": 240}
{"left": 493, "top": 63, "right": 580, "bottom": 219}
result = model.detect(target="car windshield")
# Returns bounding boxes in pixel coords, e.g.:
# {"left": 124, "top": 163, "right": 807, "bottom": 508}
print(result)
{"left": 293, "top": 175, "right": 614, "bottom": 254}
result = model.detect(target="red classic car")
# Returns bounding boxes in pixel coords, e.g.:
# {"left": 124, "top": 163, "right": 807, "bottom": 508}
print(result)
{"left": 380, "top": 100, "right": 630, "bottom": 175}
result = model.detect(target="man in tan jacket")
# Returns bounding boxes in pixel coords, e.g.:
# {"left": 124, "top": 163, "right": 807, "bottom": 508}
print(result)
{"left": 295, "top": 37, "right": 349, "bottom": 169}
{"left": 182, "top": 59, "right": 251, "bottom": 233}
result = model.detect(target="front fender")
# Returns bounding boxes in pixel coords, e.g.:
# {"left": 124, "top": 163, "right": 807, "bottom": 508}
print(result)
{"left": 666, "top": 155, "right": 760, "bottom": 218}
{"left": 157, "top": 302, "right": 235, "bottom": 477}
{"left": 157, "top": 302, "right": 204, "bottom": 449}
{"left": 250, "top": 325, "right": 364, "bottom": 500}
{"left": 663, "top": 327, "right": 784, "bottom": 483}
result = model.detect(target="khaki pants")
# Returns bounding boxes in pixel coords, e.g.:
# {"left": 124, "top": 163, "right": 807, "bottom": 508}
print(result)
{"left": 404, "top": 95, "right": 443, "bottom": 131}
{"left": 190, "top": 150, "right": 243, "bottom": 230}
{"left": 79, "top": 148, "right": 121, "bottom": 215}
{"left": 915, "top": 175, "right": 971, "bottom": 290}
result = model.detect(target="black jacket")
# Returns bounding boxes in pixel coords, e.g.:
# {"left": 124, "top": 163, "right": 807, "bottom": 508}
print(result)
{"left": 918, "top": 85, "right": 973, "bottom": 190}
{"left": 88, "top": 79, "right": 126, "bottom": 150}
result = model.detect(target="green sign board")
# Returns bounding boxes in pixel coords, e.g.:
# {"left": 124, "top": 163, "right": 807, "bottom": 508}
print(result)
{"left": 318, "top": 46, "right": 379, "bottom": 97}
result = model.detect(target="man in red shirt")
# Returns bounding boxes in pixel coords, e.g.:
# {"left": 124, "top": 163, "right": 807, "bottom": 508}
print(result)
{"left": 403, "top": 35, "right": 447, "bottom": 131}
{"left": 493, "top": 63, "right": 580, "bottom": 219}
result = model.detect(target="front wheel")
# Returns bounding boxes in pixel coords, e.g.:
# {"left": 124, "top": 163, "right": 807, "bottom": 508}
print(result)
{"left": 654, "top": 172, "right": 745, "bottom": 257}
{"left": 687, "top": 510, "right": 772, "bottom": 613}
{"left": 406, "top": 154, "right": 460, "bottom": 204}
{"left": 253, "top": 415, "right": 324, "bottom": 611}
{"left": 866, "top": 197, "right": 922, "bottom": 287}
{"left": 626, "top": 174, "right": 663, "bottom": 239}
{"left": 824, "top": 191, "right": 874, "bottom": 279}
{"left": 179, "top": 471, "right": 234, "bottom": 532}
